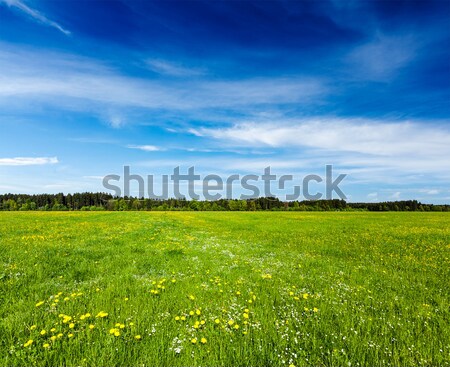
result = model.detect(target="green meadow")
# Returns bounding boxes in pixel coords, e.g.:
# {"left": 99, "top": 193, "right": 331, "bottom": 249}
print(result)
{"left": 0, "top": 212, "right": 449, "bottom": 366}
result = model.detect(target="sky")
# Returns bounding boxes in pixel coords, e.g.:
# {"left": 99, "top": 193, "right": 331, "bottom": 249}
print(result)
{"left": 0, "top": 0, "right": 449, "bottom": 202}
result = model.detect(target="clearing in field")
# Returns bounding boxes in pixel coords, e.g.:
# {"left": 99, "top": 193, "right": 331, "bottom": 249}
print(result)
{"left": 0, "top": 212, "right": 449, "bottom": 366}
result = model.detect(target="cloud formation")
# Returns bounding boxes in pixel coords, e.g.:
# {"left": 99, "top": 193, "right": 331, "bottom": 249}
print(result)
{"left": 0, "top": 0, "right": 70, "bottom": 35}
{"left": 0, "top": 157, "right": 58, "bottom": 166}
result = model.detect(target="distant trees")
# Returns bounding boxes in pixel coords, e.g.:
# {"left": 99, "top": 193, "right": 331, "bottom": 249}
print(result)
{"left": 0, "top": 193, "right": 448, "bottom": 212}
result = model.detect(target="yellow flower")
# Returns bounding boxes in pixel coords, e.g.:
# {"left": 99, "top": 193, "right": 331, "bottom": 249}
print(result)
{"left": 124, "top": 297, "right": 129, "bottom": 301}
{"left": 96, "top": 311, "right": 108, "bottom": 318}
{"left": 114, "top": 331, "right": 120, "bottom": 337}
{"left": 195, "top": 309, "right": 201, "bottom": 315}
{"left": 23, "top": 339, "right": 33, "bottom": 347}
{"left": 191, "top": 338, "right": 197, "bottom": 344}
{"left": 35, "top": 301, "right": 44, "bottom": 307}
{"left": 189, "top": 295, "right": 195, "bottom": 300}
{"left": 200, "top": 320, "right": 205, "bottom": 325}
{"left": 180, "top": 316, "right": 186, "bottom": 321}
{"left": 201, "top": 337, "right": 207, "bottom": 344}
{"left": 244, "top": 309, "right": 249, "bottom": 313}
{"left": 50, "top": 328, "right": 56, "bottom": 333}
{"left": 289, "top": 364, "right": 296, "bottom": 367}
{"left": 175, "top": 316, "right": 180, "bottom": 321}
{"left": 313, "top": 307, "right": 319, "bottom": 313}
{"left": 303, "top": 293, "right": 309, "bottom": 299}
{"left": 50, "top": 336, "right": 56, "bottom": 341}
{"left": 243, "top": 313, "right": 249, "bottom": 319}
{"left": 69, "top": 323, "right": 75, "bottom": 329}
{"left": 214, "top": 318, "right": 220, "bottom": 324}
{"left": 30, "top": 325, "right": 37, "bottom": 331}
{"left": 236, "top": 291, "right": 241, "bottom": 295}
{"left": 68, "top": 333, "right": 74, "bottom": 338}
{"left": 43, "top": 343, "right": 50, "bottom": 349}
{"left": 228, "top": 320, "right": 234, "bottom": 326}
{"left": 40, "top": 330, "right": 47, "bottom": 336}
{"left": 57, "top": 333, "right": 63, "bottom": 338}
{"left": 234, "top": 324, "right": 240, "bottom": 329}
{"left": 135, "top": 335, "right": 142, "bottom": 340}
{"left": 129, "top": 322, "right": 134, "bottom": 326}
{"left": 189, "top": 311, "right": 195, "bottom": 316}
{"left": 89, "top": 324, "right": 95, "bottom": 330}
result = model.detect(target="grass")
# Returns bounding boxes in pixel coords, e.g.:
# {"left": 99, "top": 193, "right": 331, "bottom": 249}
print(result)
{"left": 0, "top": 211, "right": 449, "bottom": 366}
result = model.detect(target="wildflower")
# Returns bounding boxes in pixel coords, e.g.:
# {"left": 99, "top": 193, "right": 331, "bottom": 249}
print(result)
{"left": 201, "top": 337, "right": 207, "bottom": 344}
{"left": 189, "top": 295, "right": 195, "bottom": 300}
{"left": 195, "top": 309, "right": 201, "bottom": 315}
{"left": 289, "top": 364, "right": 296, "bottom": 367}
{"left": 40, "top": 330, "right": 47, "bottom": 336}
{"left": 214, "top": 318, "right": 220, "bottom": 324}
{"left": 135, "top": 335, "right": 142, "bottom": 340}
{"left": 89, "top": 324, "right": 95, "bottom": 330}
{"left": 304, "top": 307, "right": 309, "bottom": 312}
{"left": 234, "top": 324, "right": 240, "bottom": 329}
{"left": 236, "top": 291, "right": 241, "bottom": 296}
{"left": 228, "top": 320, "right": 234, "bottom": 326}
{"left": 57, "top": 333, "right": 63, "bottom": 339}
{"left": 243, "top": 313, "right": 249, "bottom": 319}
{"left": 189, "top": 311, "right": 195, "bottom": 316}
{"left": 50, "top": 328, "right": 56, "bottom": 333}
{"left": 313, "top": 307, "right": 319, "bottom": 313}
{"left": 35, "top": 301, "right": 44, "bottom": 307}
{"left": 175, "top": 316, "right": 180, "bottom": 321}
{"left": 69, "top": 323, "right": 75, "bottom": 329}
{"left": 191, "top": 338, "right": 197, "bottom": 344}
{"left": 96, "top": 311, "right": 108, "bottom": 318}
{"left": 30, "top": 325, "right": 37, "bottom": 331}
{"left": 68, "top": 333, "right": 74, "bottom": 338}
{"left": 23, "top": 339, "right": 33, "bottom": 347}
{"left": 64, "top": 297, "right": 70, "bottom": 301}
{"left": 50, "top": 336, "right": 56, "bottom": 341}
{"left": 244, "top": 309, "right": 249, "bottom": 313}
{"left": 129, "top": 322, "right": 134, "bottom": 326}
{"left": 180, "top": 316, "right": 186, "bottom": 321}
{"left": 303, "top": 293, "right": 309, "bottom": 299}
{"left": 124, "top": 297, "right": 129, "bottom": 301}
{"left": 43, "top": 343, "right": 50, "bottom": 349}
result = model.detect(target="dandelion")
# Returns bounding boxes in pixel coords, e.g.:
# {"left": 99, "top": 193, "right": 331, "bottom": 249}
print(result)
{"left": 30, "top": 325, "right": 37, "bottom": 331}
{"left": 135, "top": 335, "right": 142, "bottom": 340}
{"left": 96, "top": 311, "right": 108, "bottom": 318}
{"left": 23, "top": 339, "right": 33, "bottom": 347}
{"left": 243, "top": 313, "right": 249, "bottom": 319}
{"left": 189, "top": 295, "right": 195, "bottom": 300}
{"left": 35, "top": 301, "right": 44, "bottom": 307}
{"left": 234, "top": 324, "right": 240, "bottom": 329}
{"left": 313, "top": 307, "right": 319, "bottom": 313}
{"left": 124, "top": 297, "right": 129, "bottom": 301}
{"left": 175, "top": 316, "right": 180, "bottom": 321}
{"left": 89, "top": 324, "right": 95, "bottom": 330}
{"left": 50, "top": 336, "right": 56, "bottom": 341}
{"left": 40, "top": 329, "right": 47, "bottom": 336}
{"left": 68, "top": 333, "right": 74, "bottom": 338}
{"left": 215, "top": 318, "right": 220, "bottom": 324}
{"left": 43, "top": 343, "right": 50, "bottom": 349}
{"left": 57, "top": 333, "right": 63, "bottom": 339}
{"left": 180, "top": 316, "right": 186, "bottom": 321}
{"left": 228, "top": 320, "right": 234, "bottom": 326}
{"left": 195, "top": 309, "right": 201, "bottom": 315}
{"left": 69, "top": 323, "right": 75, "bottom": 329}
{"left": 189, "top": 311, "right": 195, "bottom": 316}
{"left": 50, "top": 328, "right": 56, "bottom": 332}
{"left": 201, "top": 337, "right": 207, "bottom": 344}
{"left": 303, "top": 293, "right": 309, "bottom": 299}
{"left": 191, "top": 338, "right": 197, "bottom": 344}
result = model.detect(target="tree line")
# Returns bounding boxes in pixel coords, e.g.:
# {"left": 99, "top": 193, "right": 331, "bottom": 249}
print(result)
{"left": 0, "top": 193, "right": 448, "bottom": 212}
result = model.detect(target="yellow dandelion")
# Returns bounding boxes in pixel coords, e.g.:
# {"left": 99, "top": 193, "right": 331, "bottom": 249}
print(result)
{"left": 43, "top": 343, "right": 50, "bottom": 349}
{"left": 135, "top": 335, "right": 142, "bottom": 340}
{"left": 50, "top": 336, "right": 57, "bottom": 341}
{"left": 35, "top": 301, "right": 44, "bottom": 307}
{"left": 30, "top": 325, "right": 37, "bottom": 331}
{"left": 180, "top": 316, "right": 186, "bottom": 321}
{"left": 243, "top": 313, "right": 249, "bottom": 319}
{"left": 234, "top": 324, "right": 240, "bottom": 329}
{"left": 313, "top": 307, "right": 319, "bottom": 313}
{"left": 40, "top": 330, "right": 46, "bottom": 336}
{"left": 195, "top": 309, "right": 201, "bottom": 315}
{"left": 191, "top": 338, "right": 197, "bottom": 344}
{"left": 69, "top": 323, "right": 75, "bottom": 329}
{"left": 23, "top": 339, "right": 33, "bottom": 347}
{"left": 89, "top": 324, "right": 95, "bottom": 330}
{"left": 189, "top": 310, "right": 195, "bottom": 316}
{"left": 175, "top": 316, "right": 180, "bottom": 321}
{"left": 68, "top": 333, "right": 74, "bottom": 338}
{"left": 228, "top": 320, "right": 234, "bottom": 326}
{"left": 214, "top": 318, "right": 220, "bottom": 324}
{"left": 201, "top": 337, "right": 207, "bottom": 344}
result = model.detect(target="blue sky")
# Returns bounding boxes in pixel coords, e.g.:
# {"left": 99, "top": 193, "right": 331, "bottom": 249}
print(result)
{"left": 0, "top": 0, "right": 449, "bottom": 202}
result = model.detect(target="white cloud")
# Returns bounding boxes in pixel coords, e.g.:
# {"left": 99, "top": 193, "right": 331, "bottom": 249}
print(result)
{"left": 127, "top": 145, "right": 161, "bottom": 152}
{"left": 0, "top": 45, "right": 327, "bottom": 113}
{"left": 347, "top": 34, "right": 417, "bottom": 80}
{"left": 0, "top": 0, "right": 70, "bottom": 35}
{"left": 145, "top": 59, "right": 205, "bottom": 77}
{"left": 0, "top": 157, "right": 58, "bottom": 166}
{"left": 389, "top": 191, "right": 401, "bottom": 200}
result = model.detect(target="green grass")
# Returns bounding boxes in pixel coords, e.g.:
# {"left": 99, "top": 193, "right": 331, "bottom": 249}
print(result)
{"left": 0, "top": 212, "right": 449, "bottom": 366}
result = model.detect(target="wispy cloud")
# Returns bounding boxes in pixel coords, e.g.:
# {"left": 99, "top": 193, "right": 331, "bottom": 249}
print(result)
{"left": 145, "top": 59, "right": 205, "bottom": 77}
{"left": 0, "top": 157, "right": 58, "bottom": 166}
{"left": 0, "top": 0, "right": 70, "bottom": 35}
{"left": 127, "top": 145, "right": 162, "bottom": 152}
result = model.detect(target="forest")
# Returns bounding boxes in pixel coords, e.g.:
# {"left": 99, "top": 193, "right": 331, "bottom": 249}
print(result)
{"left": 0, "top": 193, "right": 448, "bottom": 212}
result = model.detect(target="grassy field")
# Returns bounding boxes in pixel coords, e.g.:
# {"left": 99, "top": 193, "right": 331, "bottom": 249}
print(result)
{"left": 0, "top": 212, "right": 449, "bottom": 366}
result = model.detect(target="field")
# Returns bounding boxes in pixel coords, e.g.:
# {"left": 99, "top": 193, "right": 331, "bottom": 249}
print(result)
{"left": 0, "top": 212, "right": 449, "bottom": 366}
